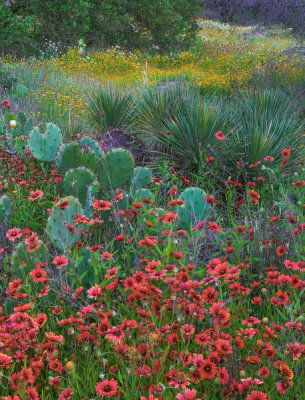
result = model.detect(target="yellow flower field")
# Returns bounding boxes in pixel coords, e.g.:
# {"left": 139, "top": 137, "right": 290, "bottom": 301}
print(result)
{"left": 2, "top": 20, "right": 304, "bottom": 122}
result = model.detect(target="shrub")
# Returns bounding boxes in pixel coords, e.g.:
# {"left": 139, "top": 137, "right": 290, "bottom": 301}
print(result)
{"left": 92, "top": 0, "right": 201, "bottom": 51}
{"left": 0, "top": 1, "right": 38, "bottom": 56}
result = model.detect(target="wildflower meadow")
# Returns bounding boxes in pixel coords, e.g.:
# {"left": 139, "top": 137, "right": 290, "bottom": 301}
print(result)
{"left": 0, "top": 4, "right": 305, "bottom": 400}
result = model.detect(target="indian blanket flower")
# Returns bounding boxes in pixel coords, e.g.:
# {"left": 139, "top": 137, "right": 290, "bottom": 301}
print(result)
{"left": 6, "top": 228, "right": 22, "bottom": 241}
{"left": 215, "top": 131, "right": 225, "bottom": 140}
{"left": 59, "top": 388, "right": 73, "bottom": 400}
{"left": 28, "top": 190, "right": 43, "bottom": 201}
{"left": 53, "top": 255, "right": 68, "bottom": 268}
{"left": 246, "top": 391, "right": 268, "bottom": 400}
{"left": 96, "top": 379, "right": 118, "bottom": 398}
{"left": 92, "top": 199, "right": 111, "bottom": 210}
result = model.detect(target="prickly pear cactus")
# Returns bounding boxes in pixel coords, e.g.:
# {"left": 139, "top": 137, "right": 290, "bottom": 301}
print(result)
{"left": 98, "top": 148, "right": 135, "bottom": 191}
{"left": 0, "top": 195, "right": 11, "bottom": 223}
{"left": 12, "top": 111, "right": 33, "bottom": 139}
{"left": 46, "top": 196, "right": 85, "bottom": 251}
{"left": 56, "top": 142, "right": 99, "bottom": 174}
{"left": 81, "top": 136, "right": 102, "bottom": 160}
{"left": 63, "top": 167, "right": 96, "bottom": 201}
{"left": 178, "top": 187, "right": 210, "bottom": 229}
{"left": 134, "top": 188, "right": 153, "bottom": 204}
{"left": 29, "top": 123, "right": 62, "bottom": 162}
{"left": 12, "top": 84, "right": 29, "bottom": 100}
{"left": 10, "top": 240, "right": 50, "bottom": 280}
{"left": 131, "top": 167, "right": 152, "bottom": 191}
{"left": 14, "top": 137, "right": 26, "bottom": 157}
{"left": 0, "top": 118, "right": 4, "bottom": 135}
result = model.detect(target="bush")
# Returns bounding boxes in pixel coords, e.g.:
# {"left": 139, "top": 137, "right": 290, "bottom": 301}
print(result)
{"left": 1, "top": 0, "right": 200, "bottom": 55}
{"left": 93, "top": 0, "right": 201, "bottom": 51}
{"left": 0, "top": 0, "right": 38, "bottom": 55}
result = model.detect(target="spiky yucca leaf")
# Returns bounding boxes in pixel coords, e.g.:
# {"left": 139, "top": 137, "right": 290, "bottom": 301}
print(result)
{"left": 88, "top": 85, "right": 135, "bottom": 132}
{"left": 225, "top": 90, "right": 305, "bottom": 172}
{"left": 136, "top": 84, "right": 229, "bottom": 170}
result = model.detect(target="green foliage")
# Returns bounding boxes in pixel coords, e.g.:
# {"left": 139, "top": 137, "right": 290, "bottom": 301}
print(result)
{"left": 29, "top": 123, "right": 62, "bottom": 162}
{"left": 63, "top": 167, "right": 97, "bottom": 201}
{"left": 56, "top": 142, "right": 99, "bottom": 174}
{"left": 178, "top": 187, "right": 210, "bottom": 229}
{"left": 10, "top": 240, "right": 50, "bottom": 280}
{"left": 0, "top": 70, "right": 17, "bottom": 91}
{"left": 88, "top": 86, "right": 135, "bottom": 132}
{"left": 46, "top": 196, "right": 84, "bottom": 251}
{"left": 27, "top": 0, "right": 93, "bottom": 46}
{"left": 95, "top": 0, "right": 200, "bottom": 51}
{"left": 0, "top": 1, "right": 38, "bottom": 55}
{"left": 0, "top": 195, "right": 11, "bottom": 223}
{"left": 225, "top": 90, "right": 305, "bottom": 172}
{"left": 98, "top": 148, "right": 135, "bottom": 191}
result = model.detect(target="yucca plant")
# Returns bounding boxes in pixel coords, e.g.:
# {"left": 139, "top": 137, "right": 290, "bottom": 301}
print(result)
{"left": 225, "top": 90, "right": 305, "bottom": 172}
{"left": 135, "top": 80, "right": 192, "bottom": 148}
{"left": 136, "top": 82, "right": 229, "bottom": 170}
{"left": 88, "top": 85, "right": 135, "bottom": 132}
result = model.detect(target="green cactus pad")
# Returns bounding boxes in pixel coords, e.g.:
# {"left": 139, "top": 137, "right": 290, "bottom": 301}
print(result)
{"left": 131, "top": 167, "right": 152, "bottom": 191}
{"left": 29, "top": 123, "right": 62, "bottom": 162}
{"left": 98, "top": 148, "right": 135, "bottom": 190}
{"left": 178, "top": 187, "right": 210, "bottom": 229}
{"left": 63, "top": 167, "right": 96, "bottom": 201}
{"left": 10, "top": 240, "right": 50, "bottom": 280}
{"left": 81, "top": 136, "right": 102, "bottom": 160}
{"left": 7, "top": 113, "right": 16, "bottom": 123}
{"left": 13, "top": 84, "right": 29, "bottom": 99}
{"left": 134, "top": 188, "right": 153, "bottom": 205}
{"left": 56, "top": 142, "right": 99, "bottom": 174}
{"left": 18, "top": 111, "right": 26, "bottom": 127}
{"left": 0, "top": 195, "right": 11, "bottom": 222}
{"left": 46, "top": 196, "right": 85, "bottom": 251}
{"left": 12, "top": 112, "right": 33, "bottom": 140}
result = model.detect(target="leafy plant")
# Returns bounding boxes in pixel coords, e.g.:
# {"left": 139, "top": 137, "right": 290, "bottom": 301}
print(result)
{"left": 225, "top": 90, "right": 305, "bottom": 172}
{"left": 88, "top": 85, "right": 135, "bottom": 132}
{"left": 136, "top": 83, "right": 229, "bottom": 170}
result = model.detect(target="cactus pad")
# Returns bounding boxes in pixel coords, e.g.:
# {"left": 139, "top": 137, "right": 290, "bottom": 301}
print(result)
{"left": 0, "top": 195, "right": 11, "bottom": 223}
{"left": 98, "top": 148, "right": 135, "bottom": 190}
{"left": 10, "top": 240, "right": 50, "bottom": 280}
{"left": 178, "top": 187, "right": 210, "bottom": 229}
{"left": 81, "top": 136, "right": 102, "bottom": 160}
{"left": 131, "top": 167, "right": 152, "bottom": 191}
{"left": 56, "top": 142, "right": 99, "bottom": 174}
{"left": 63, "top": 167, "right": 96, "bottom": 201}
{"left": 29, "top": 123, "right": 62, "bottom": 162}
{"left": 46, "top": 196, "right": 85, "bottom": 251}
{"left": 134, "top": 188, "right": 153, "bottom": 205}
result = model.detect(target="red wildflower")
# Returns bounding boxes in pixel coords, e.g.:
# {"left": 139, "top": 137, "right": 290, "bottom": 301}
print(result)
{"left": 96, "top": 379, "right": 118, "bottom": 397}
{"left": 246, "top": 391, "right": 268, "bottom": 400}
{"left": 53, "top": 255, "right": 68, "bottom": 268}
{"left": 215, "top": 131, "right": 225, "bottom": 140}
{"left": 28, "top": 190, "right": 43, "bottom": 201}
